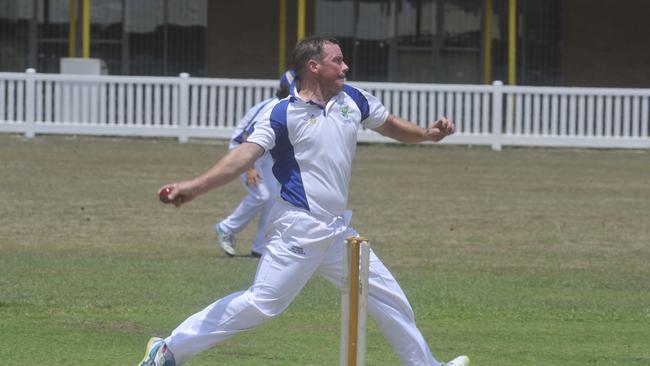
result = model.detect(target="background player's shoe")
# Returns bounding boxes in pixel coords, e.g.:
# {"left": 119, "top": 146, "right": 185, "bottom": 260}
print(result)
{"left": 215, "top": 224, "right": 236, "bottom": 256}
{"left": 444, "top": 355, "right": 470, "bottom": 366}
{"left": 137, "top": 337, "right": 176, "bottom": 366}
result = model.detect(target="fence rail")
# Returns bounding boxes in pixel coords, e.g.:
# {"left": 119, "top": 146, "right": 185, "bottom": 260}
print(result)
{"left": 1, "top": 70, "right": 649, "bottom": 150}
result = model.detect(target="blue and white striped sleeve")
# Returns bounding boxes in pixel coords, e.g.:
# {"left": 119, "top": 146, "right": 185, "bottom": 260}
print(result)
{"left": 344, "top": 85, "right": 389, "bottom": 129}
{"left": 360, "top": 88, "right": 389, "bottom": 129}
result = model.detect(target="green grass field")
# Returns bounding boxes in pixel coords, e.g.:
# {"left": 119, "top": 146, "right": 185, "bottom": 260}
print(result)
{"left": 1, "top": 134, "right": 649, "bottom": 365}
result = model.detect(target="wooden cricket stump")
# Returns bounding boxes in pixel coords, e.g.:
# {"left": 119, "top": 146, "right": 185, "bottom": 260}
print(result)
{"left": 340, "top": 236, "right": 370, "bottom": 366}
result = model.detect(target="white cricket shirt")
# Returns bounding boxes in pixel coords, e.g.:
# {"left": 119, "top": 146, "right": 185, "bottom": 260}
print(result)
{"left": 247, "top": 85, "right": 389, "bottom": 219}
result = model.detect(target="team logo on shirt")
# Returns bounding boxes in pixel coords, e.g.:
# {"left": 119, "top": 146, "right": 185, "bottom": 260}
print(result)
{"left": 340, "top": 104, "right": 350, "bottom": 119}
{"left": 308, "top": 114, "right": 318, "bottom": 125}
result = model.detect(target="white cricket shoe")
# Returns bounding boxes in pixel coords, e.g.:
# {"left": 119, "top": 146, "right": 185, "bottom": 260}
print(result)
{"left": 215, "top": 224, "right": 236, "bottom": 256}
{"left": 444, "top": 355, "right": 470, "bottom": 366}
{"left": 137, "top": 337, "right": 175, "bottom": 366}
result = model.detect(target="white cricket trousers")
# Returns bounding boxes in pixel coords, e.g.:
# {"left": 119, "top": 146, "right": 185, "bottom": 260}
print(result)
{"left": 167, "top": 204, "right": 442, "bottom": 366}
{"left": 219, "top": 155, "right": 277, "bottom": 254}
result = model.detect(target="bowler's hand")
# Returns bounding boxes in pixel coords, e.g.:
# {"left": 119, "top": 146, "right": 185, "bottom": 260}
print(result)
{"left": 425, "top": 117, "right": 455, "bottom": 142}
{"left": 158, "top": 181, "right": 197, "bottom": 208}
{"left": 245, "top": 168, "right": 262, "bottom": 187}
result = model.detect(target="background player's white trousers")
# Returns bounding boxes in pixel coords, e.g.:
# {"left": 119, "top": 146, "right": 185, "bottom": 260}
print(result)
{"left": 168, "top": 205, "right": 441, "bottom": 366}
{"left": 219, "top": 155, "right": 277, "bottom": 254}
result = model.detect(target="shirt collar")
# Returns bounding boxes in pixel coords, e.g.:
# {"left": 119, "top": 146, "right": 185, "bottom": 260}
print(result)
{"left": 292, "top": 83, "right": 346, "bottom": 116}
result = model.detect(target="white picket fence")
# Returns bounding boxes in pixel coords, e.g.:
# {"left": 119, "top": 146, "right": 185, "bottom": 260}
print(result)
{"left": 1, "top": 69, "right": 649, "bottom": 150}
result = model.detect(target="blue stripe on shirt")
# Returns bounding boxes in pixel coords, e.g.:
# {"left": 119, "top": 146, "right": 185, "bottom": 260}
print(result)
{"left": 269, "top": 99, "right": 310, "bottom": 211}
{"left": 343, "top": 85, "right": 370, "bottom": 121}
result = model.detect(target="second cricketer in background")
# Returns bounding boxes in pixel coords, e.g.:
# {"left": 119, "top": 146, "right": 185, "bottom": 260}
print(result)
{"left": 139, "top": 37, "right": 469, "bottom": 366}
{"left": 214, "top": 70, "right": 294, "bottom": 257}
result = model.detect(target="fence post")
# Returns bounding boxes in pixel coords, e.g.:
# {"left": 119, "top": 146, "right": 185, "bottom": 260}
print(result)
{"left": 491, "top": 80, "right": 503, "bottom": 151}
{"left": 25, "top": 68, "right": 36, "bottom": 138}
{"left": 178, "top": 72, "right": 190, "bottom": 143}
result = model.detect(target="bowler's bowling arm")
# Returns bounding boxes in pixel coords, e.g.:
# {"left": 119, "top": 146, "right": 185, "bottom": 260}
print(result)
{"left": 181, "top": 142, "right": 264, "bottom": 198}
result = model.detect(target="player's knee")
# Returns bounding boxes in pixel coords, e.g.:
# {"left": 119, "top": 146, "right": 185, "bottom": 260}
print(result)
{"left": 249, "top": 295, "right": 289, "bottom": 319}
{"left": 246, "top": 304, "right": 276, "bottom": 325}
{"left": 256, "top": 189, "right": 272, "bottom": 203}
{"left": 248, "top": 190, "right": 271, "bottom": 207}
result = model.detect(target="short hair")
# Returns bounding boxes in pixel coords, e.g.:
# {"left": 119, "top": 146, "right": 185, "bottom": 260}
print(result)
{"left": 275, "top": 84, "right": 290, "bottom": 99}
{"left": 292, "top": 36, "right": 340, "bottom": 79}
{"left": 276, "top": 69, "right": 295, "bottom": 98}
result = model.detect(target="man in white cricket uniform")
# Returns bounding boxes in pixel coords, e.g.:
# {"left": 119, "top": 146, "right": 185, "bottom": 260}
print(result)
{"left": 214, "top": 71, "right": 294, "bottom": 257}
{"left": 139, "top": 37, "right": 469, "bottom": 366}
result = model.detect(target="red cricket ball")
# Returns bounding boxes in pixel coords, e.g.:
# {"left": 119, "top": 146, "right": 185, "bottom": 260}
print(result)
{"left": 159, "top": 186, "right": 173, "bottom": 203}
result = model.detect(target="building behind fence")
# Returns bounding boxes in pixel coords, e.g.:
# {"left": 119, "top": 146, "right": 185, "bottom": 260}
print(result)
{"left": 2, "top": 1, "right": 650, "bottom": 88}
{"left": 1, "top": 71, "right": 649, "bottom": 150}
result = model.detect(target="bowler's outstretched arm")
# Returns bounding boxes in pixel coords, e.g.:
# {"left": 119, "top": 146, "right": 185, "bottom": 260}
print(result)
{"left": 158, "top": 142, "right": 264, "bottom": 207}
{"left": 373, "top": 114, "right": 455, "bottom": 143}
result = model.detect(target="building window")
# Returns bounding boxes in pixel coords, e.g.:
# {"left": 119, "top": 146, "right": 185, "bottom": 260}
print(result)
{"left": 126, "top": 0, "right": 207, "bottom": 76}
{"left": 0, "top": 0, "right": 206, "bottom": 76}
{"left": 0, "top": 0, "right": 34, "bottom": 72}
{"left": 313, "top": 0, "right": 563, "bottom": 85}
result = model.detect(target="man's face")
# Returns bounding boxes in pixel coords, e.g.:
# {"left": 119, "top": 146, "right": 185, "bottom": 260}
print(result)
{"left": 316, "top": 42, "right": 349, "bottom": 94}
